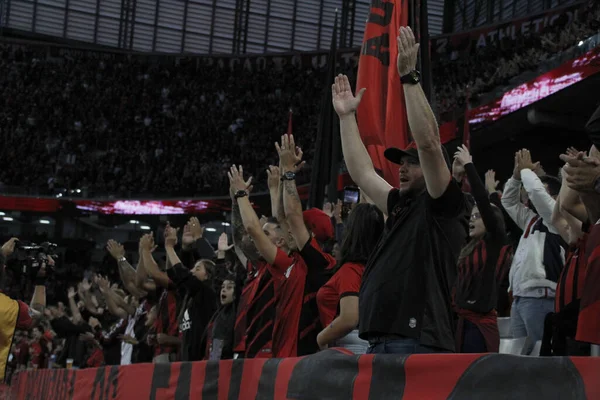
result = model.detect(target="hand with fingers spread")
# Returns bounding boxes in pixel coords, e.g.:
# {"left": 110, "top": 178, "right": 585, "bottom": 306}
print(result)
{"left": 267, "top": 165, "right": 280, "bottom": 192}
{"left": 396, "top": 26, "right": 420, "bottom": 77}
{"left": 453, "top": 145, "right": 472, "bottom": 166}
{"left": 276, "top": 134, "right": 306, "bottom": 173}
{"left": 228, "top": 165, "right": 253, "bottom": 195}
{"left": 106, "top": 239, "right": 125, "bottom": 260}
{"left": 218, "top": 233, "right": 234, "bottom": 252}
{"left": 517, "top": 149, "right": 540, "bottom": 173}
{"left": 1, "top": 238, "right": 19, "bottom": 258}
{"left": 485, "top": 170, "right": 500, "bottom": 194}
{"left": 164, "top": 223, "right": 179, "bottom": 248}
{"left": 331, "top": 74, "right": 366, "bottom": 117}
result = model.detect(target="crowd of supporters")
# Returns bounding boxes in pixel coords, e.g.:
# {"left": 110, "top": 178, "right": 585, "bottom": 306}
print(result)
{"left": 0, "top": 44, "right": 356, "bottom": 197}
{"left": 1, "top": 21, "right": 600, "bottom": 390}
{"left": 433, "top": 0, "right": 600, "bottom": 121}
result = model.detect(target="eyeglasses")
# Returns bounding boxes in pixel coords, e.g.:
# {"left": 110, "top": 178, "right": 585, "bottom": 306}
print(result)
{"left": 470, "top": 213, "right": 481, "bottom": 221}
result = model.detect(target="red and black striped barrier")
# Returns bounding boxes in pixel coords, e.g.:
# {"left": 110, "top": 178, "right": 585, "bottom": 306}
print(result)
{"left": 10, "top": 349, "right": 600, "bottom": 399}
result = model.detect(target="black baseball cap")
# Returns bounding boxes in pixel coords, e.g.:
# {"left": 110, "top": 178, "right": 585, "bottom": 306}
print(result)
{"left": 384, "top": 145, "right": 451, "bottom": 167}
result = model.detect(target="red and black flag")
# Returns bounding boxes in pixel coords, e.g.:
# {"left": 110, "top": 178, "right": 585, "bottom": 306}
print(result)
{"left": 355, "top": 0, "right": 410, "bottom": 187}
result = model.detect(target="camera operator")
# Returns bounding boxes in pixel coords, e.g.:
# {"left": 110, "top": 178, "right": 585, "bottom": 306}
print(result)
{"left": 0, "top": 238, "right": 47, "bottom": 381}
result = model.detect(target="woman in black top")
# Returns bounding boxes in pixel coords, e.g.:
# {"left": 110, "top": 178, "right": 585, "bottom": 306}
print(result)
{"left": 164, "top": 225, "right": 218, "bottom": 361}
{"left": 453, "top": 145, "right": 508, "bottom": 353}
{"left": 205, "top": 274, "right": 241, "bottom": 360}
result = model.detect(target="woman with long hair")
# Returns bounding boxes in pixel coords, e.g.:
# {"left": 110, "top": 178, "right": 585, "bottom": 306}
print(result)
{"left": 204, "top": 274, "right": 242, "bottom": 360}
{"left": 162, "top": 226, "right": 218, "bottom": 361}
{"left": 453, "top": 145, "right": 508, "bottom": 353}
{"left": 316, "top": 203, "right": 384, "bottom": 354}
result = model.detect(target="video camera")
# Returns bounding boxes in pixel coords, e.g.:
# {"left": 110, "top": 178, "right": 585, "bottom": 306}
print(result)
{"left": 14, "top": 241, "right": 58, "bottom": 278}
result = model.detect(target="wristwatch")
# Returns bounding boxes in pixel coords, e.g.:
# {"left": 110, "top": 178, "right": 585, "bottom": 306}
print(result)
{"left": 234, "top": 190, "right": 249, "bottom": 199}
{"left": 400, "top": 70, "right": 421, "bottom": 85}
{"left": 281, "top": 171, "right": 296, "bottom": 181}
{"left": 118, "top": 257, "right": 126, "bottom": 263}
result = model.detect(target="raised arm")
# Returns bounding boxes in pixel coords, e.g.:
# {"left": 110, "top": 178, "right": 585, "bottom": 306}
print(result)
{"left": 332, "top": 74, "right": 392, "bottom": 213}
{"left": 231, "top": 185, "right": 260, "bottom": 266}
{"left": 67, "top": 287, "right": 83, "bottom": 325}
{"left": 107, "top": 240, "right": 147, "bottom": 298}
{"left": 501, "top": 151, "right": 537, "bottom": 230}
{"left": 561, "top": 148, "right": 600, "bottom": 223}
{"left": 140, "top": 234, "right": 170, "bottom": 288}
{"left": 455, "top": 145, "right": 504, "bottom": 238}
{"left": 228, "top": 165, "right": 278, "bottom": 265}
{"left": 267, "top": 165, "right": 280, "bottom": 219}
{"left": 398, "top": 27, "right": 450, "bottom": 199}
{"left": 96, "top": 276, "right": 129, "bottom": 320}
{"left": 278, "top": 135, "right": 311, "bottom": 249}
{"left": 517, "top": 150, "right": 557, "bottom": 233}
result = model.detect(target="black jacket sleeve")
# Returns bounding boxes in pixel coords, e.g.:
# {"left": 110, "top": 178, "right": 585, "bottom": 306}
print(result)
{"left": 169, "top": 263, "right": 207, "bottom": 295}
{"left": 180, "top": 238, "right": 216, "bottom": 268}
{"left": 465, "top": 163, "right": 505, "bottom": 239}
{"left": 51, "top": 317, "right": 90, "bottom": 338}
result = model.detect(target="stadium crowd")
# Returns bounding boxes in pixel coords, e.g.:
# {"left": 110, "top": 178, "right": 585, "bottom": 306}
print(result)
{"left": 2, "top": 27, "right": 599, "bottom": 384}
{"left": 433, "top": 0, "right": 600, "bottom": 121}
{"left": 0, "top": 44, "right": 356, "bottom": 198}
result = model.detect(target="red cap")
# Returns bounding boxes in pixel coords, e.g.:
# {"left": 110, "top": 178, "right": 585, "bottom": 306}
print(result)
{"left": 303, "top": 208, "right": 334, "bottom": 242}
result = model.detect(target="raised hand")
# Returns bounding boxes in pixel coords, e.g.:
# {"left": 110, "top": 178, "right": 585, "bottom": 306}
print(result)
{"left": 276, "top": 134, "right": 306, "bottom": 173}
{"left": 331, "top": 74, "right": 366, "bottom": 117}
{"left": 139, "top": 233, "right": 157, "bottom": 253}
{"left": 67, "top": 287, "right": 76, "bottom": 299}
{"left": 218, "top": 233, "right": 234, "bottom": 252}
{"left": 228, "top": 165, "right": 253, "bottom": 194}
{"left": 333, "top": 199, "right": 343, "bottom": 222}
{"left": 323, "top": 202, "right": 333, "bottom": 217}
{"left": 1, "top": 238, "right": 18, "bottom": 258}
{"left": 267, "top": 165, "right": 280, "bottom": 192}
{"left": 560, "top": 151, "right": 600, "bottom": 192}
{"left": 164, "top": 223, "right": 179, "bottom": 248}
{"left": 106, "top": 239, "right": 125, "bottom": 260}
{"left": 182, "top": 217, "right": 203, "bottom": 247}
{"left": 187, "top": 217, "right": 203, "bottom": 240}
{"left": 485, "top": 170, "right": 500, "bottom": 194}
{"left": 96, "top": 275, "right": 110, "bottom": 292}
{"left": 512, "top": 150, "right": 522, "bottom": 180}
{"left": 81, "top": 278, "right": 92, "bottom": 292}
{"left": 453, "top": 145, "right": 472, "bottom": 166}
{"left": 397, "top": 26, "right": 420, "bottom": 77}
{"left": 517, "top": 149, "right": 540, "bottom": 172}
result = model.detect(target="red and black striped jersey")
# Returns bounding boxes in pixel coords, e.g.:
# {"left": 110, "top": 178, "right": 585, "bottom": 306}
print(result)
{"left": 576, "top": 223, "right": 600, "bottom": 345}
{"left": 555, "top": 234, "right": 588, "bottom": 313}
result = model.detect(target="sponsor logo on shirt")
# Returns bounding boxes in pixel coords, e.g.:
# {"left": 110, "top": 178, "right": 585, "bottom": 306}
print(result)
{"left": 409, "top": 318, "right": 417, "bottom": 329}
{"left": 180, "top": 309, "right": 191, "bottom": 332}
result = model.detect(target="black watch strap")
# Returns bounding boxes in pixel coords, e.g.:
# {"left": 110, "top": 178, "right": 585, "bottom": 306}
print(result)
{"left": 281, "top": 171, "right": 296, "bottom": 181}
{"left": 400, "top": 70, "right": 421, "bottom": 85}
{"left": 234, "top": 190, "right": 249, "bottom": 199}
